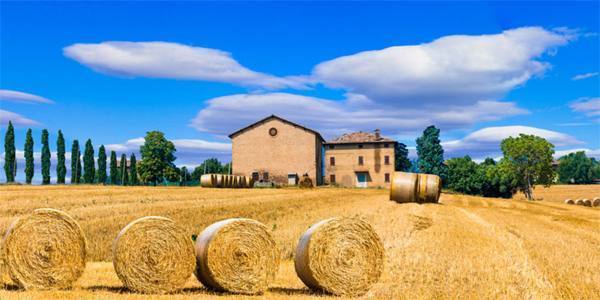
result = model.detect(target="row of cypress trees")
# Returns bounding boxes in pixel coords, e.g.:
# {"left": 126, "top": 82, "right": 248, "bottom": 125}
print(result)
{"left": 3, "top": 121, "right": 138, "bottom": 185}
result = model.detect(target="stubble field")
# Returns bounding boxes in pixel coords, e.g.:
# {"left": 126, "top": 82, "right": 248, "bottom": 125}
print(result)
{"left": 0, "top": 184, "right": 599, "bottom": 299}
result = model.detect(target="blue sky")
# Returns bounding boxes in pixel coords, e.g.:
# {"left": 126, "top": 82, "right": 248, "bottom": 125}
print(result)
{"left": 1, "top": 1, "right": 599, "bottom": 182}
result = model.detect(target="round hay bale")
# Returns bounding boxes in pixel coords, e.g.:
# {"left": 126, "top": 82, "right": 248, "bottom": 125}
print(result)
{"left": 200, "top": 174, "right": 216, "bottom": 188}
{"left": 214, "top": 174, "right": 223, "bottom": 188}
{"left": 222, "top": 175, "right": 230, "bottom": 188}
{"left": 2, "top": 208, "right": 86, "bottom": 290}
{"left": 390, "top": 172, "right": 419, "bottom": 203}
{"left": 564, "top": 199, "right": 574, "bottom": 205}
{"left": 417, "top": 174, "right": 442, "bottom": 203}
{"left": 113, "top": 216, "right": 195, "bottom": 294}
{"left": 246, "top": 176, "right": 255, "bottom": 188}
{"left": 575, "top": 199, "right": 585, "bottom": 205}
{"left": 593, "top": 197, "right": 600, "bottom": 207}
{"left": 294, "top": 217, "right": 384, "bottom": 296}
{"left": 582, "top": 199, "right": 592, "bottom": 207}
{"left": 194, "top": 218, "right": 279, "bottom": 295}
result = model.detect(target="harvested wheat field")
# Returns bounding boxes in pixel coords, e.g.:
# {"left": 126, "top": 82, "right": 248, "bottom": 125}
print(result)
{"left": 0, "top": 184, "right": 599, "bottom": 299}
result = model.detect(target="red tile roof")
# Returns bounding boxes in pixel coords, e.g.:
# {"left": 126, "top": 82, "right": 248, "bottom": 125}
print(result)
{"left": 326, "top": 130, "right": 396, "bottom": 144}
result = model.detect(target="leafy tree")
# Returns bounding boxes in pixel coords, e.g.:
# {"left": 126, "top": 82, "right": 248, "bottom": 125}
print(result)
{"left": 129, "top": 153, "right": 138, "bottom": 186}
{"left": 180, "top": 166, "right": 190, "bottom": 186}
{"left": 97, "top": 145, "right": 107, "bottom": 184}
{"left": 24, "top": 129, "right": 34, "bottom": 184}
{"left": 483, "top": 159, "right": 519, "bottom": 198}
{"left": 4, "top": 121, "right": 16, "bottom": 182}
{"left": 394, "top": 142, "right": 411, "bottom": 172}
{"left": 83, "top": 139, "right": 95, "bottom": 183}
{"left": 500, "top": 134, "right": 555, "bottom": 200}
{"left": 163, "top": 166, "right": 180, "bottom": 182}
{"left": 416, "top": 125, "right": 447, "bottom": 182}
{"left": 56, "top": 130, "right": 66, "bottom": 183}
{"left": 119, "top": 154, "right": 128, "bottom": 185}
{"left": 222, "top": 162, "right": 232, "bottom": 175}
{"left": 446, "top": 156, "right": 484, "bottom": 195}
{"left": 41, "top": 129, "right": 51, "bottom": 184}
{"left": 70, "top": 140, "right": 81, "bottom": 183}
{"left": 557, "top": 151, "right": 597, "bottom": 184}
{"left": 137, "top": 131, "right": 176, "bottom": 185}
{"left": 109, "top": 151, "right": 118, "bottom": 185}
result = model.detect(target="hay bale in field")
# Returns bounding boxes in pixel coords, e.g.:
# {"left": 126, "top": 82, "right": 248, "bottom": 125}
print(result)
{"left": 564, "top": 199, "right": 574, "bottom": 204}
{"left": 417, "top": 174, "right": 442, "bottom": 203}
{"left": 575, "top": 199, "right": 585, "bottom": 205}
{"left": 2, "top": 208, "right": 86, "bottom": 290}
{"left": 214, "top": 174, "right": 224, "bottom": 187}
{"left": 299, "top": 174, "right": 313, "bottom": 188}
{"left": 194, "top": 218, "right": 279, "bottom": 295}
{"left": 582, "top": 199, "right": 592, "bottom": 207}
{"left": 390, "top": 172, "right": 419, "bottom": 203}
{"left": 593, "top": 197, "right": 600, "bottom": 207}
{"left": 113, "top": 216, "right": 195, "bottom": 294}
{"left": 295, "top": 217, "right": 384, "bottom": 297}
{"left": 200, "top": 174, "right": 217, "bottom": 188}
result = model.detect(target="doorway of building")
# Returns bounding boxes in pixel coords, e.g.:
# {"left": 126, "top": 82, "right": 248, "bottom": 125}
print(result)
{"left": 356, "top": 173, "right": 367, "bottom": 188}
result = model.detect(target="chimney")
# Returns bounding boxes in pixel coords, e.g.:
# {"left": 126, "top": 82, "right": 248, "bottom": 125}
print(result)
{"left": 374, "top": 129, "right": 381, "bottom": 140}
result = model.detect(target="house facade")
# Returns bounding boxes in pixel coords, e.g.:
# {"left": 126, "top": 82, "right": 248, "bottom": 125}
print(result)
{"left": 324, "top": 130, "right": 396, "bottom": 188}
{"left": 229, "top": 115, "right": 324, "bottom": 185}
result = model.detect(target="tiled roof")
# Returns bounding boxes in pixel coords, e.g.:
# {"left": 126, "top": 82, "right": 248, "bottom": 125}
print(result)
{"left": 326, "top": 130, "right": 395, "bottom": 144}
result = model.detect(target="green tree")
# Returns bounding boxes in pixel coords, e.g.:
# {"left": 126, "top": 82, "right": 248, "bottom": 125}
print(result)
{"left": 137, "top": 131, "right": 176, "bottom": 185}
{"left": 83, "top": 139, "right": 95, "bottom": 183}
{"left": 557, "top": 151, "right": 597, "bottom": 184}
{"left": 483, "top": 159, "right": 519, "bottom": 198}
{"left": 56, "top": 130, "right": 66, "bottom": 184}
{"left": 394, "top": 142, "right": 411, "bottom": 172}
{"left": 416, "top": 125, "right": 447, "bottom": 181}
{"left": 97, "top": 145, "right": 107, "bottom": 184}
{"left": 446, "top": 156, "right": 484, "bottom": 195}
{"left": 500, "top": 134, "right": 555, "bottom": 200}
{"left": 4, "top": 121, "right": 16, "bottom": 182}
{"left": 110, "top": 151, "right": 118, "bottom": 185}
{"left": 119, "top": 154, "right": 128, "bottom": 185}
{"left": 163, "top": 166, "right": 180, "bottom": 182}
{"left": 129, "top": 153, "right": 138, "bottom": 186}
{"left": 41, "top": 129, "right": 51, "bottom": 184}
{"left": 180, "top": 166, "right": 190, "bottom": 186}
{"left": 24, "top": 129, "right": 34, "bottom": 184}
{"left": 71, "top": 140, "right": 82, "bottom": 184}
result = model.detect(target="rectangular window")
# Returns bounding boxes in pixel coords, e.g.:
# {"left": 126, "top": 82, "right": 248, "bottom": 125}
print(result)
{"left": 329, "top": 145, "right": 335, "bottom": 149}
{"left": 358, "top": 156, "right": 364, "bottom": 165}
{"left": 384, "top": 143, "right": 389, "bottom": 148}
{"left": 358, "top": 144, "right": 363, "bottom": 149}
{"left": 330, "top": 174, "right": 336, "bottom": 183}
{"left": 263, "top": 172, "right": 269, "bottom": 181}
{"left": 252, "top": 172, "right": 259, "bottom": 181}
{"left": 330, "top": 156, "right": 335, "bottom": 166}
{"left": 384, "top": 156, "right": 390, "bottom": 165}
{"left": 385, "top": 173, "right": 390, "bottom": 182}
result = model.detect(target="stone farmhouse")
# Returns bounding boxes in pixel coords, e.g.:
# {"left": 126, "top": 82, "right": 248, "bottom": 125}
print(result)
{"left": 229, "top": 115, "right": 396, "bottom": 188}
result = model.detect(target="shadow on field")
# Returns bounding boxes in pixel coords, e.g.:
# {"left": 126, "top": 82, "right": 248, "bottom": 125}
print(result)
{"left": 269, "top": 286, "right": 324, "bottom": 296}
{"left": 84, "top": 285, "right": 129, "bottom": 293}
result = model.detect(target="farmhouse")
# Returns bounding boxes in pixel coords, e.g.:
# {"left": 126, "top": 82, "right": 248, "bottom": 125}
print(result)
{"left": 324, "top": 130, "right": 396, "bottom": 188}
{"left": 229, "top": 115, "right": 324, "bottom": 185}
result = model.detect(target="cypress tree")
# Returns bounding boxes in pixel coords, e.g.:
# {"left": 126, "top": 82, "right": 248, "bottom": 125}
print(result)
{"left": 41, "top": 129, "right": 51, "bottom": 184}
{"left": 70, "top": 140, "right": 81, "bottom": 184}
{"left": 83, "top": 139, "right": 95, "bottom": 183}
{"left": 120, "top": 154, "right": 128, "bottom": 186}
{"left": 56, "top": 130, "right": 66, "bottom": 183}
{"left": 416, "top": 125, "right": 448, "bottom": 182}
{"left": 24, "top": 129, "right": 34, "bottom": 184}
{"left": 97, "top": 145, "right": 107, "bottom": 184}
{"left": 129, "top": 153, "right": 138, "bottom": 185}
{"left": 3, "top": 121, "right": 16, "bottom": 182}
{"left": 110, "top": 151, "right": 118, "bottom": 185}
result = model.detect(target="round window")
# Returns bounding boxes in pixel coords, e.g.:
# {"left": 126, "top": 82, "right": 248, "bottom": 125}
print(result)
{"left": 269, "top": 127, "right": 278, "bottom": 136}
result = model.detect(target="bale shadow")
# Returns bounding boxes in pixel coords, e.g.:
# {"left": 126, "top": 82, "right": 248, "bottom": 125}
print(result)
{"left": 269, "top": 286, "right": 326, "bottom": 296}
{"left": 84, "top": 285, "right": 129, "bottom": 293}
{"left": 1, "top": 284, "right": 20, "bottom": 291}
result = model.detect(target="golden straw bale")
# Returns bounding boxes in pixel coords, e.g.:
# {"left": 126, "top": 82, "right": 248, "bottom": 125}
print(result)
{"left": 214, "top": 174, "right": 223, "bottom": 188}
{"left": 582, "top": 199, "right": 592, "bottom": 207}
{"left": 417, "top": 174, "right": 442, "bottom": 203}
{"left": 294, "top": 217, "right": 384, "bottom": 296}
{"left": 390, "top": 172, "right": 419, "bottom": 203}
{"left": 1, "top": 208, "right": 86, "bottom": 290}
{"left": 575, "top": 199, "right": 585, "bottom": 205}
{"left": 593, "top": 197, "right": 600, "bottom": 207}
{"left": 200, "top": 174, "right": 216, "bottom": 188}
{"left": 564, "top": 199, "right": 574, "bottom": 205}
{"left": 194, "top": 218, "right": 279, "bottom": 295}
{"left": 112, "top": 216, "right": 195, "bottom": 294}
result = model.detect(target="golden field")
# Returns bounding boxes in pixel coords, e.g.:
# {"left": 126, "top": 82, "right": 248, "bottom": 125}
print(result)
{"left": 0, "top": 184, "right": 599, "bottom": 299}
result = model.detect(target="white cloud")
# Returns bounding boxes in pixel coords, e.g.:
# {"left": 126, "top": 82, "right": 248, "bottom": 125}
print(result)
{"left": 0, "top": 109, "right": 41, "bottom": 126}
{"left": 64, "top": 41, "right": 306, "bottom": 89}
{"left": 190, "top": 92, "right": 527, "bottom": 138}
{"left": 442, "top": 125, "right": 584, "bottom": 159}
{"left": 554, "top": 148, "right": 600, "bottom": 159}
{"left": 0, "top": 89, "right": 54, "bottom": 104}
{"left": 571, "top": 72, "right": 598, "bottom": 81}
{"left": 312, "top": 27, "right": 571, "bottom": 106}
{"left": 570, "top": 97, "right": 600, "bottom": 117}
